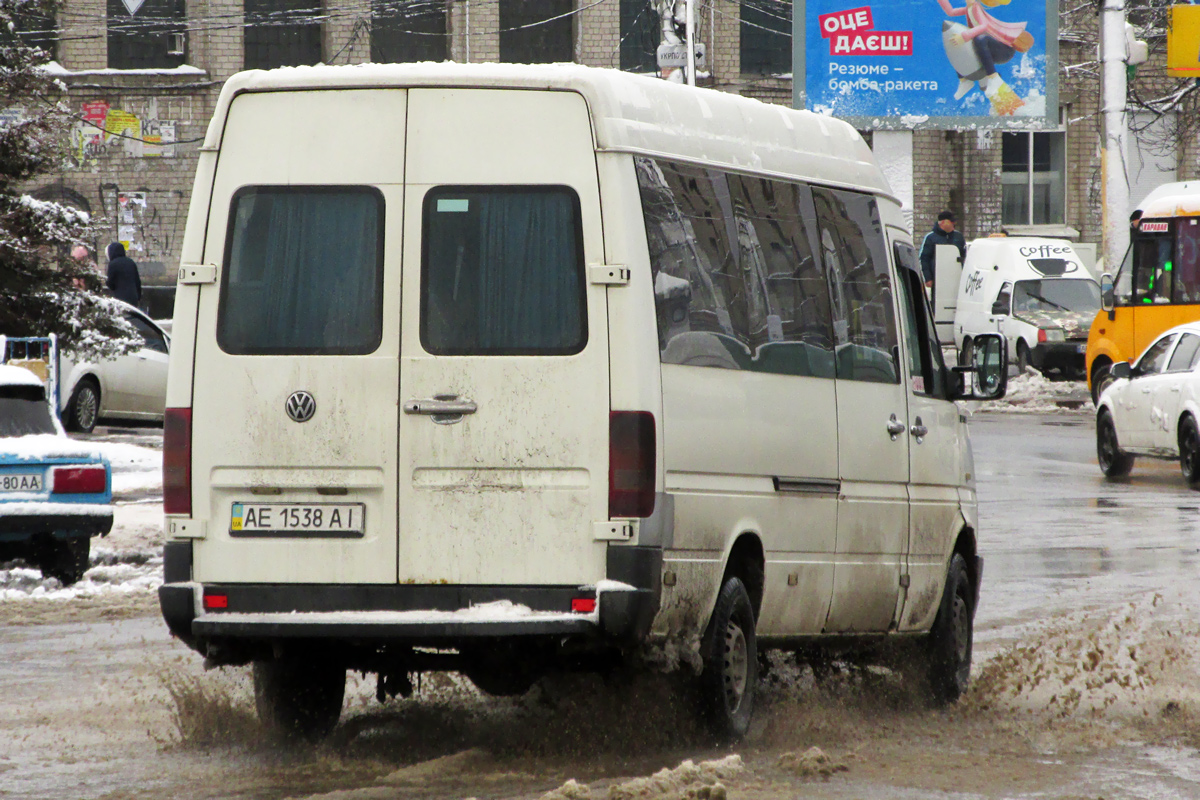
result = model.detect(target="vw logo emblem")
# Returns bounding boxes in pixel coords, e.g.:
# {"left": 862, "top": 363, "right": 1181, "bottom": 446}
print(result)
{"left": 285, "top": 391, "right": 316, "bottom": 423}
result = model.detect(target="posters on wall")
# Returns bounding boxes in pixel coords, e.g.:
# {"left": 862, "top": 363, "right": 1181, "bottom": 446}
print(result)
{"left": 117, "top": 191, "right": 147, "bottom": 255}
{"left": 71, "top": 100, "right": 177, "bottom": 165}
{"left": 795, "top": 0, "right": 1058, "bottom": 129}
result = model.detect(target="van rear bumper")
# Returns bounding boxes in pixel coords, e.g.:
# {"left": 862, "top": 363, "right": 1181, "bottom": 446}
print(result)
{"left": 159, "top": 579, "right": 657, "bottom": 657}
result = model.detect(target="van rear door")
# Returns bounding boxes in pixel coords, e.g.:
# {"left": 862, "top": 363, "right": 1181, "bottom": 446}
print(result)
{"left": 396, "top": 89, "right": 610, "bottom": 586}
{"left": 190, "top": 89, "right": 406, "bottom": 584}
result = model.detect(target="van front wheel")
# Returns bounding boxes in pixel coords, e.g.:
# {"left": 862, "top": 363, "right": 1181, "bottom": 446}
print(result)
{"left": 253, "top": 657, "right": 345, "bottom": 743}
{"left": 920, "top": 553, "right": 974, "bottom": 705}
{"left": 699, "top": 577, "right": 758, "bottom": 741}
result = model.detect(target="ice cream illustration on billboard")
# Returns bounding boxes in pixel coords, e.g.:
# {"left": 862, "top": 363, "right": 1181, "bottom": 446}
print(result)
{"left": 937, "top": 0, "right": 1035, "bottom": 115}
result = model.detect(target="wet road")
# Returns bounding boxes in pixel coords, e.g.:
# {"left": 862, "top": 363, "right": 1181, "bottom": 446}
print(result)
{"left": 5, "top": 411, "right": 1200, "bottom": 799}
{"left": 973, "top": 412, "right": 1200, "bottom": 644}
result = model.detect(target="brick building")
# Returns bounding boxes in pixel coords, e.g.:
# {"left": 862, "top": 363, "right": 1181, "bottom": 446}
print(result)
{"left": 29, "top": 0, "right": 1199, "bottom": 316}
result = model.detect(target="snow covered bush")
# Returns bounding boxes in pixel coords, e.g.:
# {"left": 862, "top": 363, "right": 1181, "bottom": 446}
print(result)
{"left": 0, "top": 0, "right": 137, "bottom": 358}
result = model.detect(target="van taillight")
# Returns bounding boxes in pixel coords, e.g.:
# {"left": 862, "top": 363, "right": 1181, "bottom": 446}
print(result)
{"left": 51, "top": 466, "right": 106, "bottom": 494}
{"left": 163, "top": 408, "right": 192, "bottom": 515}
{"left": 609, "top": 411, "right": 655, "bottom": 518}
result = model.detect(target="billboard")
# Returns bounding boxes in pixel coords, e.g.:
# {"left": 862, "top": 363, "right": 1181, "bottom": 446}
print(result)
{"left": 794, "top": 0, "right": 1058, "bottom": 129}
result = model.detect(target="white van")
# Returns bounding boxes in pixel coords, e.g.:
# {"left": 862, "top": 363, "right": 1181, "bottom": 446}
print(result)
{"left": 953, "top": 237, "right": 1100, "bottom": 377}
{"left": 157, "top": 63, "right": 1007, "bottom": 742}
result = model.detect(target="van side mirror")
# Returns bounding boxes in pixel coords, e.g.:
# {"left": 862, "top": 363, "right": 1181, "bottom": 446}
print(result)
{"left": 1100, "top": 272, "right": 1114, "bottom": 312}
{"left": 1110, "top": 361, "right": 1131, "bottom": 380}
{"left": 990, "top": 299, "right": 1008, "bottom": 316}
{"left": 948, "top": 332, "right": 1008, "bottom": 400}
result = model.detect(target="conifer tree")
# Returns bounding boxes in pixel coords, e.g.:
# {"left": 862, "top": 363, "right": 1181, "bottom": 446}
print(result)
{"left": 0, "top": 0, "right": 134, "bottom": 359}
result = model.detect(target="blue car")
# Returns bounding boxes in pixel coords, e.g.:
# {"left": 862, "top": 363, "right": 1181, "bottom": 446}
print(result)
{"left": 0, "top": 364, "right": 113, "bottom": 584}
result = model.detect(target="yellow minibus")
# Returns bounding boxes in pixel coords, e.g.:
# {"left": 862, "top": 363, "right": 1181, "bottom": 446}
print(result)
{"left": 1087, "top": 183, "right": 1200, "bottom": 403}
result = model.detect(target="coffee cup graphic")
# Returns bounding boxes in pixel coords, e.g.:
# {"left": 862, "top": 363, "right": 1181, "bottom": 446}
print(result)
{"left": 1028, "top": 258, "right": 1077, "bottom": 277}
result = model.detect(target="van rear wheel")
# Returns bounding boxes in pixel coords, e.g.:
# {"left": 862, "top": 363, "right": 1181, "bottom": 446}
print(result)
{"left": 253, "top": 657, "right": 345, "bottom": 743}
{"left": 699, "top": 577, "right": 758, "bottom": 741}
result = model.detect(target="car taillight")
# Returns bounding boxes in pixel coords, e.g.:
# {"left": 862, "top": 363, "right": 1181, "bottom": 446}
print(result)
{"left": 164, "top": 407, "right": 192, "bottom": 515}
{"left": 1037, "top": 328, "right": 1047, "bottom": 343}
{"left": 51, "top": 465, "right": 106, "bottom": 494}
{"left": 609, "top": 411, "right": 655, "bottom": 518}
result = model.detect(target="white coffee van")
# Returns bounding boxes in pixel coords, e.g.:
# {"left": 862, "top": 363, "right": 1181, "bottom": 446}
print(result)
{"left": 953, "top": 237, "right": 1100, "bottom": 377}
{"left": 158, "top": 63, "right": 1007, "bottom": 742}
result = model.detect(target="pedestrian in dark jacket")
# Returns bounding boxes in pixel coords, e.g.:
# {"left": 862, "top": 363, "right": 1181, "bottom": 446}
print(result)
{"left": 105, "top": 242, "right": 141, "bottom": 307}
{"left": 918, "top": 210, "right": 967, "bottom": 289}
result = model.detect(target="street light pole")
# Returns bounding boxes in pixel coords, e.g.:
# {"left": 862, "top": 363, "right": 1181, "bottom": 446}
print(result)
{"left": 685, "top": 0, "right": 696, "bottom": 86}
{"left": 1101, "top": 0, "right": 1129, "bottom": 273}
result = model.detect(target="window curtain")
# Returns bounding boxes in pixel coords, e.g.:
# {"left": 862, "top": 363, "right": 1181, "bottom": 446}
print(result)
{"left": 473, "top": 193, "right": 582, "bottom": 352}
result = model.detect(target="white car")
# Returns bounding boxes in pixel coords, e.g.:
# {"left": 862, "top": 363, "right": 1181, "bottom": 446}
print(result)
{"left": 60, "top": 302, "right": 170, "bottom": 433}
{"left": 1096, "top": 320, "right": 1200, "bottom": 482}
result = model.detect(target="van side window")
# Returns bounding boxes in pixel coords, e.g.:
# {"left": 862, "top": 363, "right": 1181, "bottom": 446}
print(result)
{"left": 1176, "top": 219, "right": 1200, "bottom": 303}
{"left": 894, "top": 245, "right": 946, "bottom": 397}
{"left": 636, "top": 157, "right": 750, "bottom": 370}
{"left": 812, "top": 187, "right": 899, "bottom": 384}
{"left": 218, "top": 186, "right": 384, "bottom": 355}
{"left": 993, "top": 282, "right": 1011, "bottom": 313}
{"left": 421, "top": 186, "right": 586, "bottom": 355}
{"left": 727, "top": 174, "right": 835, "bottom": 378}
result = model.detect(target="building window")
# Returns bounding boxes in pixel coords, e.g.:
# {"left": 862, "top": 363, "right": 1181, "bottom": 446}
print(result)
{"left": 107, "top": 0, "right": 186, "bottom": 69}
{"left": 740, "top": 0, "right": 790, "bottom": 75}
{"left": 244, "top": 0, "right": 322, "bottom": 70}
{"left": 1001, "top": 118, "right": 1066, "bottom": 226}
{"left": 500, "top": 0, "right": 573, "bottom": 64}
{"left": 371, "top": 0, "right": 447, "bottom": 63}
{"left": 620, "top": 0, "right": 658, "bottom": 72}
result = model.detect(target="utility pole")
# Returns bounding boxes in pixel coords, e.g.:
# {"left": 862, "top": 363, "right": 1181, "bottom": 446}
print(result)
{"left": 1101, "top": 0, "right": 1129, "bottom": 273}
{"left": 684, "top": 0, "right": 696, "bottom": 87}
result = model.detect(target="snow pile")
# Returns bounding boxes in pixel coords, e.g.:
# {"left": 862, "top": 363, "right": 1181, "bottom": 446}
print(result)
{"left": 974, "top": 369, "right": 1090, "bottom": 413}
{"left": 0, "top": 549, "right": 161, "bottom": 602}
{"left": 776, "top": 747, "right": 849, "bottom": 781}
{"left": 540, "top": 755, "right": 743, "bottom": 800}
{"left": 968, "top": 593, "right": 1200, "bottom": 720}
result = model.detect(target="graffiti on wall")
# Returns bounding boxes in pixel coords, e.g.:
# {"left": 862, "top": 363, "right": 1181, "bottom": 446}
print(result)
{"left": 72, "top": 99, "right": 177, "bottom": 166}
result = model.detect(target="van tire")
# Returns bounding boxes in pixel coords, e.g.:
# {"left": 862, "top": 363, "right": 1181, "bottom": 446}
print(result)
{"left": 1180, "top": 416, "right": 1200, "bottom": 485}
{"left": 67, "top": 378, "right": 100, "bottom": 433}
{"left": 253, "top": 658, "right": 345, "bottom": 743}
{"left": 958, "top": 337, "right": 973, "bottom": 367}
{"left": 920, "top": 553, "right": 974, "bottom": 705}
{"left": 1091, "top": 361, "right": 1114, "bottom": 406}
{"left": 1097, "top": 409, "right": 1134, "bottom": 478}
{"left": 1015, "top": 341, "right": 1030, "bottom": 374}
{"left": 699, "top": 577, "right": 758, "bottom": 741}
{"left": 38, "top": 536, "right": 90, "bottom": 586}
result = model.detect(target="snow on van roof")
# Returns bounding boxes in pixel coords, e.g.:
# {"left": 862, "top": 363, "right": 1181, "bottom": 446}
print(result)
{"left": 1140, "top": 192, "right": 1200, "bottom": 220}
{"left": 208, "top": 62, "right": 893, "bottom": 200}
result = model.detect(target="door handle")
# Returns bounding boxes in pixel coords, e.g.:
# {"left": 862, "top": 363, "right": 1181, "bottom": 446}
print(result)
{"left": 887, "top": 414, "right": 906, "bottom": 440}
{"left": 1170, "top": 386, "right": 1181, "bottom": 392}
{"left": 404, "top": 395, "right": 477, "bottom": 424}
{"left": 910, "top": 416, "right": 928, "bottom": 443}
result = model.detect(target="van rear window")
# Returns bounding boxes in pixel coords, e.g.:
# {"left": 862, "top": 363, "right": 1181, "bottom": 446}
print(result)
{"left": 218, "top": 187, "right": 384, "bottom": 355}
{"left": 421, "top": 187, "right": 586, "bottom": 355}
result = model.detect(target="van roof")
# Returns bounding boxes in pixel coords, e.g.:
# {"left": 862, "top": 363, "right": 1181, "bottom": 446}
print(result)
{"left": 1137, "top": 180, "right": 1200, "bottom": 214}
{"left": 1140, "top": 192, "right": 1200, "bottom": 220}
{"left": 208, "top": 63, "right": 893, "bottom": 199}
